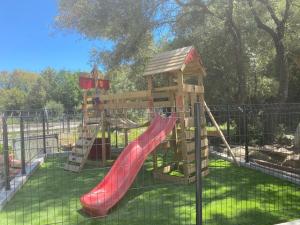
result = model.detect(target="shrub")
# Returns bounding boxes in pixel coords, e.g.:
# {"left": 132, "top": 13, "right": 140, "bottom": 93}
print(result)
{"left": 45, "top": 100, "right": 65, "bottom": 115}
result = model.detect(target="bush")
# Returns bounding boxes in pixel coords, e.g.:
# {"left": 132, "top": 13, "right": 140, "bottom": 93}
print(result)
{"left": 248, "top": 118, "right": 264, "bottom": 146}
{"left": 275, "top": 124, "right": 294, "bottom": 145}
{"left": 45, "top": 100, "right": 65, "bottom": 115}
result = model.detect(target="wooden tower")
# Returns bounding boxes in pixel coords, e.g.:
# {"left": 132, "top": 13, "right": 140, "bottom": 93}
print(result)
{"left": 143, "top": 46, "right": 209, "bottom": 183}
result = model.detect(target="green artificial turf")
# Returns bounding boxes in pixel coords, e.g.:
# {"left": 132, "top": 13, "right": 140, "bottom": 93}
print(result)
{"left": 0, "top": 156, "right": 299, "bottom": 225}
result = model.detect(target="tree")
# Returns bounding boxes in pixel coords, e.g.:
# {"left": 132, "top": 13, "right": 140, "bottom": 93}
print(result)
{"left": 56, "top": 0, "right": 250, "bottom": 103}
{"left": 26, "top": 78, "right": 47, "bottom": 110}
{"left": 45, "top": 100, "right": 65, "bottom": 115}
{"left": 247, "top": 0, "right": 291, "bottom": 102}
{"left": 53, "top": 71, "right": 81, "bottom": 112}
{"left": 40, "top": 67, "right": 58, "bottom": 100}
{"left": 0, "top": 88, "right": 26, "bottom": 111}
{"left": 10, "top": 70, "right": 39, "bottom": 92}
{"left": 0, "top": 71, "right": 10, "bottom": 89}
{"left": 56, "top": 0, "right": 300, "bottom": 105}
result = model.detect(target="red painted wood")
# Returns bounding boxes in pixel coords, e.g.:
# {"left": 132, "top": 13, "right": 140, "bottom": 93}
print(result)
{"left": 79, "top": 77, "right": 109, "bottom": 90}
{"left": 88, "top": 138, "right": 111, "bottom": 160}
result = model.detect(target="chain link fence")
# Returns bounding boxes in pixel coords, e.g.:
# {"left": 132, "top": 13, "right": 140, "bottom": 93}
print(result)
{"left": 0, "top": 104, "right": 299, "bottom": 225}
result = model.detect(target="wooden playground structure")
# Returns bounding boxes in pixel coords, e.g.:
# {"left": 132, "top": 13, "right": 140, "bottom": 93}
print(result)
{"left": 65, "top": 46, "right": 236, "bottom": 183}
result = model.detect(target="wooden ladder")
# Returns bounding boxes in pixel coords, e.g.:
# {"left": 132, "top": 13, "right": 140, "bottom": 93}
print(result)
{"left": 64, "top": 118, "right": 101, "bottom": 172}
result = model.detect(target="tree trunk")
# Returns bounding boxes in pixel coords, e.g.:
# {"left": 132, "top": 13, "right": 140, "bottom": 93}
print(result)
{"left": 274, "top": 38, "right": 289, "bottom": 102}
{"left": 247, "top": 0, "right": 290, "bottom": 103}
{"left": 227, "top": 0, "right": 247, "bottom": 104}
{"left": 234, "top": 35, "right": 246, "bottom": 104}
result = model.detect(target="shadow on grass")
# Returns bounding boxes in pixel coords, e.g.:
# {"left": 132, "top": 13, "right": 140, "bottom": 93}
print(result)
{"left": 0, "top": 155, "right": 299, "bottom": 225}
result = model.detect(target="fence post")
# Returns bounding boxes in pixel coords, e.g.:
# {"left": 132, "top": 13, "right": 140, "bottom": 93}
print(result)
{"left": 67, "top": 114, "right": 70, "bottom": 133}
{"left": 194, "top": 102, "right": 202, "bottom": 225}
{"left": 115, "top": 128, "right": 118, "bottom": 148}
{"left": 62, "top": 114, "right": 65, "bottom": 133}
{"left": 244, "top": 105, "right": 249, "bottom": 163}
{"left": 44, "top": 108, "right": 49, "bottom": 134}
{"left": 226, "top": 104, "right": 230, "bottom": 138}
{"left": 20, "top": 115, "right": 26, "bottom": 175}
{"left": 2, "top": 114, "right": 11, "bottom": 190}
{"left": 42, "top": 111, "right": 46, "bottom": 154}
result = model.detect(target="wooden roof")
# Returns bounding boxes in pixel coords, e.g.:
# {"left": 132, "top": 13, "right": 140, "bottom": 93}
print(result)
{"left": 143, "top": 46, "right": 206, "bottom": 76}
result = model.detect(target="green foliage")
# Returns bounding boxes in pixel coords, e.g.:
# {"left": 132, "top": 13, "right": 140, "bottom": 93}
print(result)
{"left": 55, "top": 0, "right": 300, "bottom": 104}
{"left": 274, "top": 124, "right": 293, "bottom": 145}
{"left": 0, "top": 88, "right": 26, "bottom": 111}
{"left": 0, "top": 69, "right": 82, "bottom": 112}
{"left": 248, "top": 76, "right": 279, "bottom": 103}
{"left": 45, "top": 100, "right": 65, "bottom": 115}
{"left": 1, "top": 156, "right": 299, "bottom": 225}
{"left": 53, "top": 71, "right": 81, "bottom": 112}
{"left": 248, "top": 118, "right": 264, "bottom": 146}
{"left": 25, "top": 78, "right": 47, "bottom": 110}
{"left": 0, "top": 143, "right": 13, "bottom": 154}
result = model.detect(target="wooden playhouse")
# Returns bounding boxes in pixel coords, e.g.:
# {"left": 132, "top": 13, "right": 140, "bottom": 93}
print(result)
{"left": 64, "top": 46, "right": 210, "bottom": 184}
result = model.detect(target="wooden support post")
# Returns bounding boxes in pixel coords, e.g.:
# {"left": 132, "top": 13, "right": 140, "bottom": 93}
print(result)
{"left": 203, "top": 101, "right": 239, "bottom": 165}
{"left": 107, "top": 123, "right": 111, "bottom": 160}
{"left": 176, "top": 72, "right": 189, "bottom": 178}
{"left": 83, "top": 91, "right": 88, "bottom": 127}
{"left": 147, "top": 76, "right": 157, "bottom": 170}
{"left": 101, "top": 112, "right": 106, "bottom": 167}
{"left": 147, "top": 76, "right": 154, "bottom": 117}
{"left": 124, "top": 128, "right": 129, "bottom": 146}
{"left": 115, "top": 128, "right": 118, "bottom": 148}
{"left": 169, "top": 87, "right": 179, "bottom": 168}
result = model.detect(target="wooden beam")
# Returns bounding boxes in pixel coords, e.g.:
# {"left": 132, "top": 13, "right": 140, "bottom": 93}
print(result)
{"left": 144, "top": 66, "right": 182, "bottom": 76}
{"left": 186, "top": 160, "right": 209, "bottom": 174}
{"left": 185, "top": 139, "right": 208, "bottom": 153}
{"left": 183, "top": 84, "right": 204, "bottom": 93}
{"left": 124, "top": 128, "right": 129, "bottom": 146}
{"left": 101, "top": 113, "right": 106, "bottom": 167}
{"left": 98, "top": 101, "right": 148, "bottom": 110}
{"left": 153, "top": 86, "right": 178, "bottom": 92}
{"left": 87, "top": 90, "right": 150, "bottom": 101}
{"left": 153, "top": 101, "right": 173, "bottom": 108}
{"left": 204, "top": 101, "right": 239, "bottom": 165}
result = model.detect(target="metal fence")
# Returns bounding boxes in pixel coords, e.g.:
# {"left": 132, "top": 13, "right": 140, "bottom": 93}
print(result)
{"left": 0, "top": 104, "right": 299, "bottom": 225}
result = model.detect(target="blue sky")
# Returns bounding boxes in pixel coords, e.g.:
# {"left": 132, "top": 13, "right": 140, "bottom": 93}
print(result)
{"left": 0, "top": 0, "right": 112, "bottom": 72}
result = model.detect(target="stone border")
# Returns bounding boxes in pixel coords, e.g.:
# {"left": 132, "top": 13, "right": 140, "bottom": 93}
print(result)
{"left": 210, "top": 148, "right": 300, "bottom": 186}
{"left": 0, "top": 154, "right": 45, "bottom": 210}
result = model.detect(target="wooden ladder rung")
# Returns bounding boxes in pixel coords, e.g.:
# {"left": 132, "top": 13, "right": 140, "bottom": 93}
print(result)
{"left": 68, "top": 154, "right": 84, "bottom": 164}
{"left": 76, "top": 139, "right": 91, "bottom": 146}
{"left": 86, "top": 118, "right": 100, "bottom": 124}
{"left": 73, "top": 147, "right": 88, "bottom": 155}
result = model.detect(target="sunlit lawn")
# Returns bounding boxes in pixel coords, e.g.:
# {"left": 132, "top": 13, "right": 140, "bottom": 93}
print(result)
{"left": 0, "top": 156, "right": 299, "bottom": 225}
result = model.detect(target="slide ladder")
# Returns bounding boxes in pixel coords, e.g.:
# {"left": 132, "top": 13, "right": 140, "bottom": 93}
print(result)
{"left": 64, "top": 118, "right": 101, "bottom": 172}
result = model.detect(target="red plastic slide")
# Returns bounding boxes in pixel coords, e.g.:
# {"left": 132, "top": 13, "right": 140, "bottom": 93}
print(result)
{"left": 80, "top": 113, "right": 177, "bottom": 217}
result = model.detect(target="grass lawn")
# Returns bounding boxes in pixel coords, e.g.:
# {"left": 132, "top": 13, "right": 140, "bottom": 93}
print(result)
{"left": 0, "top": 156, "right": 299, "bottom": 225}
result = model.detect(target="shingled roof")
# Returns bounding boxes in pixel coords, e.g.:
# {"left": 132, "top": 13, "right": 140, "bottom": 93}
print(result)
{"left": 143, "top": 46, "right": 205, "bottom": 76}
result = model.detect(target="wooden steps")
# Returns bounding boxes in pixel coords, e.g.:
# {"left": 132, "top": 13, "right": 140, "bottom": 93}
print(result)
{"left": 64, "top": 117, "right": 101, "bottom": 172}
{"left": 68, "top": 154, "right": 84, "bottom": 164}
{"left": 64, "top": 163, "right": 80, "bottom": 172}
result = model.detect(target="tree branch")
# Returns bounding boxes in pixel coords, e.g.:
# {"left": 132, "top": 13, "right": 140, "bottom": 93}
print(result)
{"left": 282, "top": 0, "right": 291, "bottom": 24}
{"left": 257, "top": 0, "right": 280, "bottom": 25}
{"left": 247, "top": 0, "right": 277, "bottom": 40}
{"left": 174, "top": 0, "right": 222, "bottom": 20}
